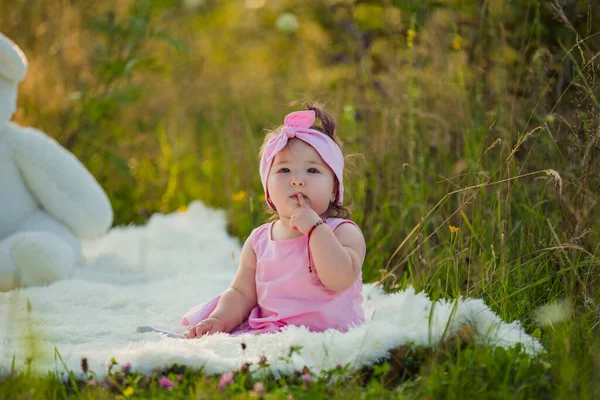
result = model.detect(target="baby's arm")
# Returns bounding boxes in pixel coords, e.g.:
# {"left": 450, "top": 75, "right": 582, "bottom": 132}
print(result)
{"left": 186, "top": 236, "right": 257, "bottom": 338}
{"left": 309, "top": 222, "right": 365, "bottom": 292}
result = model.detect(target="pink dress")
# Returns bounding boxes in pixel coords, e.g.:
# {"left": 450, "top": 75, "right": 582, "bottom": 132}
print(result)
{"left": 180, "top": 217, "right": 366, "bottom": 336}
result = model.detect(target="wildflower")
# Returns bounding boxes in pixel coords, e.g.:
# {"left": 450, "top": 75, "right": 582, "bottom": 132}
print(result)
{"left": 108, "top": 357, "right": 117, "bottom": 375}
{"left": 232, "top": 190, "right": 247, "bottom": 202}
{"left": 120, "top": 362, "right": 132, "bottom": 373}
{"left": 177, "top": 373, "right": 184, "bottom": 382}
{"left": 123, "top": 386, "right": 134, "bottom": 397}
{"left": 88, "top": 379, "right": 99, "bottom": 387}
{"left": 241, "top": 362, "right": 251, "bottom": 373}
{"left": 177, "top": 205, "right": 188, "bottom": 213}
{"left": 302, "top": 373, "right": 312, "bottom": 383}
{"left": 159, "top": 376, "right": 174, "bottom": 389}
{"left": 449, "top": 225, "right": 459, "bottom": 233}
{"left": 407, "top": 28, "right": 416, "bottom": 49}
{"left": 249, "top": 381, "right": 266, "bottom": 397}
{"left": 218, "top": 372, "right": 234, "bottom": 391}
{"left": 452, "top": 34, "right": 463, "bottom": 50}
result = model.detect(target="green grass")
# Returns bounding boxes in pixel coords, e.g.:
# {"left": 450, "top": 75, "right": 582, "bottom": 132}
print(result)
{"left": 1, "top": 0, "right": 600, "bottom": 398}
{"left": 0, "top": 343, "right": 556, "bottom": 399}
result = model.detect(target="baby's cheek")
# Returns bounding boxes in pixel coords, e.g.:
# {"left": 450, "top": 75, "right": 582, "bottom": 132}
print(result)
{"left": 270, "top": 175, "right": 285, "bottom": 186}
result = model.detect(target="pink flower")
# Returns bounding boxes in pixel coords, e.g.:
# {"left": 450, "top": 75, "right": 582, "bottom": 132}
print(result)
{"left": 302, "top": 373, "right": 312, "bottom": 383}
{"left": 177, "top": 373, "right": 184, "bottom": 382}
{"left": 120, "top": 362, "right": 132, "bottom": 373}
{"left": 218, "top": 372, "right": 234, "bottom": 390}
{"left": 87, "top": 379, "right": 99, "bottom": 387}
{"left": 158, "top": 376, "right": 174, "bottom": 389}
{"left": 249, "top": 381, "right": 266, "bottom": 397}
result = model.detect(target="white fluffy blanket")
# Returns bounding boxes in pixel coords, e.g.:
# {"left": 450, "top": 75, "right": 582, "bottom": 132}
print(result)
{"left": 0, "top": 202, "right": 543, "bottom": 378}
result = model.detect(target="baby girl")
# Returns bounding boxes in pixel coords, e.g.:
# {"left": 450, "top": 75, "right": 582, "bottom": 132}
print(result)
{"left": 182, "top": 102, "right": 366, "bottom": 338}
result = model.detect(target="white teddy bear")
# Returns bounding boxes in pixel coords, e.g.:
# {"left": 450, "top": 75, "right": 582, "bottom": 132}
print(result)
{"left": 0, "top": 32, "right": 113, "bottom": 291}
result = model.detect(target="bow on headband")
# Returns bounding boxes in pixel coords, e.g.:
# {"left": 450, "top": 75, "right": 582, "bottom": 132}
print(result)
{"left": 259, "top": 110, "right": 344, "bottom": 209}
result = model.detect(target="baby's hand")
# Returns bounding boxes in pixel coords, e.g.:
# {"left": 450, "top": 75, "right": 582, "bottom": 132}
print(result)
{"left": 289, "top": 193, "right": 321, "bottom": 235}
{"left": 185, "top": 317, "right": 226, "bottom": 339}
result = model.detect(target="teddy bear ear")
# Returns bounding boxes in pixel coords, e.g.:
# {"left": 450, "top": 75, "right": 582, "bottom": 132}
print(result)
{"left": 0, "top": 32, "right": 28, "bottom": 82}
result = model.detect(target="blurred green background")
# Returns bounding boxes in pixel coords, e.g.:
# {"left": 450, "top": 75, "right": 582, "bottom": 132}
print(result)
{"left": 2, "top": 0, "right": 600, "bottom": 396}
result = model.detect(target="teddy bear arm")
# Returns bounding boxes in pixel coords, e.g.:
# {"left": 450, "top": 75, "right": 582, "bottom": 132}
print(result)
{"left": 6, "top": 123, "right": 114, "bottom": 239}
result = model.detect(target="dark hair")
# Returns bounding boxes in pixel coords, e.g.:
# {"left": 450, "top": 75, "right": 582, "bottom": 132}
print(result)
{"left": 259, "top": 100, "right": 353, "bottom": 221}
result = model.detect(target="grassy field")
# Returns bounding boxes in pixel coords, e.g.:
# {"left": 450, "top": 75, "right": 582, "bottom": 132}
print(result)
{"left": 1, "top": 0, "right": 599, "bottom": 398}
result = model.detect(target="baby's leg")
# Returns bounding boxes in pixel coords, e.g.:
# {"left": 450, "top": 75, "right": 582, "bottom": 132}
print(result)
{"left": 180, "top": 295, "right": 221, "bottom": 326}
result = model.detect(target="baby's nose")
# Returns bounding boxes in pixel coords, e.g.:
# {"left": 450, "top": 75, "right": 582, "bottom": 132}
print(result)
{"left": 291, "top": 176, "right": 304, "bottom": 186}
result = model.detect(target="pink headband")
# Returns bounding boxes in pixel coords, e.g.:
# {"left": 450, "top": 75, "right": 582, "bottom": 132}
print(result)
{"left": 260, "top": 110, "right": 344, "bottom": 210}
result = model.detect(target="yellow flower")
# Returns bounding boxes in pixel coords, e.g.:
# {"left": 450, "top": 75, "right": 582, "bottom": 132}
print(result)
{"left": 407, "top": 28, "right": 416, "bottom": 49}
{"left": 449, "top": 225, "right": 459, "bottom": 233}
{"left": 452, "top": 34, "right": 463, "bottom": 51}
{"left": 123, "top": 386, "right": 135, "bottom": 397}
{"left": 177, "top": 205, "right": 188, "bottom": 213}
{"left": 232, "top": 190, "right": 247, "bottom": 202}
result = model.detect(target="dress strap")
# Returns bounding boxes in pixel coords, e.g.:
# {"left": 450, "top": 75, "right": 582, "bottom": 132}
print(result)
{"left": 330, "top": 219, "right": 367, "bottom": 261}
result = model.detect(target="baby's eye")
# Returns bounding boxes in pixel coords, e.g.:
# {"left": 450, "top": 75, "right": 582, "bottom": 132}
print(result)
{"left": 278, "top": 168, "right": 290, "bottom": 173}
{"left": 308, "top": 168, "right": 319, "bottom": 173}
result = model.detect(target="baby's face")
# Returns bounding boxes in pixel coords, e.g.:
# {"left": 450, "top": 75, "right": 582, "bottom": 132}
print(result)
{"left": 267, "top": 139, "right": 336, "bottom": 218}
